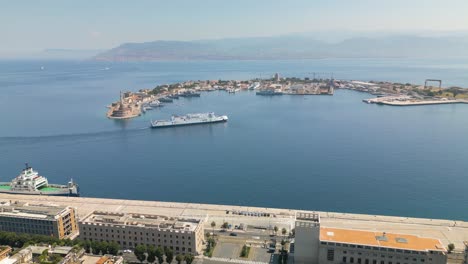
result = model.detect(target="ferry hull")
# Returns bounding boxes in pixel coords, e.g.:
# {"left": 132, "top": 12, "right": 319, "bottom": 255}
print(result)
{"left": 0, "top": 189, "right": 79, "bottom": 197}
{"left": 151, "top": 118, "right": 227, "bottom": 128}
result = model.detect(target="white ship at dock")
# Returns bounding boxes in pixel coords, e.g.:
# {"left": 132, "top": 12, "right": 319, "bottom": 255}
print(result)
{"left": 151, "top": 112, "right": 228, "bottom": 128}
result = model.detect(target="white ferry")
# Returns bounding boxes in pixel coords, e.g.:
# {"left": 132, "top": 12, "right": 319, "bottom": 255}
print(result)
{"left": 151, "top": 112, "right": 228, "bottom": 128}
{"left": 0, "top": 164, "right": 79, "bottom": 196}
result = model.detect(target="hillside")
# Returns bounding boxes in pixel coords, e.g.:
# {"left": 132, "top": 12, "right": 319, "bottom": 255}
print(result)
{"left": 93, "top": 35, "right": 468, "bottom": 61}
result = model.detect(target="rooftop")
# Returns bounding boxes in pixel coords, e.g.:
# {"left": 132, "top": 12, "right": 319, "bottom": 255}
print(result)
{"left": 320, "top": 227, "right": 446, "bottom": 252}
{"left": 0, "top": 202, "right": 70, "bottom": 220}
{"left": 80, "top": 211, "right": 201, "bottom": 232}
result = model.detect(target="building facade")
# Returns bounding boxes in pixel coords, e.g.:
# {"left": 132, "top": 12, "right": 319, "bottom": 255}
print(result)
{"left": 0, "top": 202, "right": 78, "bottom": 239}
{"left": 294, "top": 213, "right": 447, "bottom": 264}
{"left": 79, "top": 211, "right": 204, "bottom": 255}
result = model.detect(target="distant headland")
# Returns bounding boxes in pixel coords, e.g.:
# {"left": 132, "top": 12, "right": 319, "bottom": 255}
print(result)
{"left": 107, "top": 74, "right": 468, "bottom": 120}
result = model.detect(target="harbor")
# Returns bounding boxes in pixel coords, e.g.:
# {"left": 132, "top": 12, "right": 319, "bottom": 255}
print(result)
{"left": 1, "top": 194, "right": 467, "bottom": 257}
{"left": 106, "top": 75, "right": 468, "bottom": 120}
{"left": 106, "top": 73, "right": 336, "bottom": 120}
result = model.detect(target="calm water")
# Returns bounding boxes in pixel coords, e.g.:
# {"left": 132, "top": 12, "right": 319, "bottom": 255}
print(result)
{"left": 0, "top": 58, "right": 467, "bottom": 220}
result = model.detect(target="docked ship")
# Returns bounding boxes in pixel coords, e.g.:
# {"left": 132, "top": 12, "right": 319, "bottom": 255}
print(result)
{"left": 151, "top": 112, "right": 228, "bottom": 128}
{"left": 0, "top": 164, "right": 79, "bottom": 196}
{"left": 248, "top": 82, "right": 261, "bottom": 90}
{"left": 179, "top": 91, "right": 201, "bottom": 97}
{"left": 256, "top": 89, "right": 283, "bottom": 96}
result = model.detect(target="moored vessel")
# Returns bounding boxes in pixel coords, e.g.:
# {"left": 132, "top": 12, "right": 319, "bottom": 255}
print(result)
{"left": 0, "top": 164, "right": 79, "bottom": 196}
{"left": 151, "top": 112, "right": 228, "bottom": 128}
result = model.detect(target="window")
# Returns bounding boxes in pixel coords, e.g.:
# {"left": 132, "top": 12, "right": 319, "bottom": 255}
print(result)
{"left": 358, "top": 258, "right": 362, "bottom": 264}
{"left": 381, "top": 261, "right": 384, "bottom": 264}
{"left": 351, "top": 257, "right": 354, "bottom": 263}
{"left": 365, "top": 259, "right": 369, "bottom": 264}
{"left": 327, "top": 249, "right": 335, "bottom": 261}
{"left": 343, "top": 257, "right": 347, "bottom": 263}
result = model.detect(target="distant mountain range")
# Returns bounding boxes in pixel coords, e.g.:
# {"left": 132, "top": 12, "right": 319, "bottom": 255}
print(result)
{"left": 93, "top": 35, "right": 468, "bottom": 61}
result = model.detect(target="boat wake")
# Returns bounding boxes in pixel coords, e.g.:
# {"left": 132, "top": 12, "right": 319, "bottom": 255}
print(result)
{"left": 0, "top": 127, "right": 150, "bottom": 142}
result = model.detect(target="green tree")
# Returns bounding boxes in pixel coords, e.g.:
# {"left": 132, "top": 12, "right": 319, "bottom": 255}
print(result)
{"left": 100, "top": 241, "right": 109, "bottom": 254}
{"left": 91, "top": 241, "right": 100, "bottom": 255}
{"left": 175, "top": 254, "right": 184, "bottom": 264}
{"left": 447, "top": 243, "right": 455, "bottom": 253}
{"left": 147, "top": 245, "right": 156, "bottom": 263}
{"left": 221, "top": 222, "right": 229, "bottom": 229}
{"left": 274, "top": 226, "right": 278, "bottom": 236}
{"left": 107, "top": 242, "right": 120, "bottom": 255}
{"left": 281, "top": 228, "right": 287, "bottom": 237}
{"left": 165, "top": 248, "right": 174, "bottom": 263}
{"left": 211, "top": 221, "right": 216, "bottom": 234}
{"left": 134, "top": 244, "right": 147, "bottom": 263}
{"left": 83, "top": 240, "right": 91, "bottom": 254}
{"left": 155, "top": 246, "right": 164, "bottom": 264}
{"left": 185, "top": 254, "right": 194, "bottom": 264}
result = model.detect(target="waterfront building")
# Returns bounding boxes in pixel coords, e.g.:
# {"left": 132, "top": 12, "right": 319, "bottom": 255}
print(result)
{"left": 464, "top": 241, "right": 467, "bottom": 264}
{"left": 274, "top": 72, "right": 280, "bottom": 82}
{"left": 79, "top": 211, "right": 204, "bottom": 255}
{"left": 0, "top": 246, "right": 12, "bottom": 262}
{"left": 0, "top": 202, "right": 78, "bottom": 239}
{"left": 294, "top": 213, "right": 447, "bottom": 264}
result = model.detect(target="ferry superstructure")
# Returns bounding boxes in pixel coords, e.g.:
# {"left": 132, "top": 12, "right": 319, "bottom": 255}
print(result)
{"left": 0, "top": 164, "right": 79, "bottom": 196}
{"left": 151, "top": 112, "right": 228, "bottom": 128}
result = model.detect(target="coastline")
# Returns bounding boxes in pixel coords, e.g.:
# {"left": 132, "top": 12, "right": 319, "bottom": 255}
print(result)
{"left": 1, "top": 193, "right": 467, "bottom": 250}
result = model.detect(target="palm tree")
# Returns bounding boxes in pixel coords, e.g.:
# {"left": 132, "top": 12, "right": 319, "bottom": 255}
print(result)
{"left": 281, "top": 228, "right": 287, "bottom": 238}
{"left": 211, "top": 221, "right": 216, "bottom": 235}
{"left": 274, "top": 226, "right": 278, "bottom": 237}
{"left": 175, "top": 254, "right": 184, "bottom": 264}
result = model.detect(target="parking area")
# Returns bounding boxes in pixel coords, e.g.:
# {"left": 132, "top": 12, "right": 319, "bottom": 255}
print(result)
{"left": 212, "top": 241, "right": 242, "bottom": 259}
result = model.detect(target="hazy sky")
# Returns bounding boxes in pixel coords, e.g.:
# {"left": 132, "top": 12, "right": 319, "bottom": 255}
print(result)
{"left": 2, "top": 0, "right": 468, "bottom": 53}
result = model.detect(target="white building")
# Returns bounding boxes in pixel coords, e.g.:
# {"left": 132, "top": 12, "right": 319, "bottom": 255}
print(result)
{"left": 294, "top": 213, "right": 447, "bottom": 264}
{"left": 79, "top": 211, "right": 204, "bottom": 255}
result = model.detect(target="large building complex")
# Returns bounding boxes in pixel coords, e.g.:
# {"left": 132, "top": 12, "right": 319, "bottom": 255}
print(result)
{"left": 295, "top": 213, "right": 447, "bottom": 264}
{"left": 0, "top": 202, "right": 78, "bottom": 239}
{"left": 79, "top": 211, "right": 204, "bottom": 255}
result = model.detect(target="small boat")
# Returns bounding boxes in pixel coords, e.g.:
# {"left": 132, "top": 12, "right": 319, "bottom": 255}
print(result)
{"left": 256, "top": 90, "right": 283, "bottom": 96}
{"left": 149, "top": 100, "right": 162, "bottom": 107}
{"left": 168, "top": 95, "right": 179, "bottom": 99}
{"left": 159, "top": 97, "right": 173, "bottom": 103}
{"left": 180, "top": 91, "right": 201, "bottom": 97}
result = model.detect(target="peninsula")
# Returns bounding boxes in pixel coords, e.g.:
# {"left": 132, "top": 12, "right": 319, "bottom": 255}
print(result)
{"left": 107, "top": 75, "right": 468, "bottom": 120}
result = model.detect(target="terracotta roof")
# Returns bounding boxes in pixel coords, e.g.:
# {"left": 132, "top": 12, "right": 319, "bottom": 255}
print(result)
{"left": 96, "top": 256, "right": 109, "bottom": 264}
{"left": 320, "top": 227, "right": 446, "bottom": 252}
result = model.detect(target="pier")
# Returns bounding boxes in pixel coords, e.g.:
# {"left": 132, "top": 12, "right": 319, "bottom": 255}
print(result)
{"left": 1, "top": 194, "right": 467, "bottom": 251}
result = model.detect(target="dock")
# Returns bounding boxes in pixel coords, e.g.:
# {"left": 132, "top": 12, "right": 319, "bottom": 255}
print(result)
{"left": 363, "top": 96, "right": 468, "bottom": 106}
{"left": 1, "top": 194, "right": 467, "bottom": 251}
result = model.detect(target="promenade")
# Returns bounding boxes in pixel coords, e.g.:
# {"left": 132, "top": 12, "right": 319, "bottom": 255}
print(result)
{"left": 1, "top": 194, "right": 467, "bottom": 250}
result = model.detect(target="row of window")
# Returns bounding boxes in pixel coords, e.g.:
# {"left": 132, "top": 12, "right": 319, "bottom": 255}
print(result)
{"left": 81, "top": 233, "right": 192, "bottom": 245}
{"left": 321, "top": 242, "right": 426, "bottom": 255}
{"left": 84, "top": 238, "right": 192, "bottom": 253}
{"left": 81, "top": 226, "right": 191, "bottom": 240}
{"left": 342, "top": 256, "right": 428, "bottom": 264}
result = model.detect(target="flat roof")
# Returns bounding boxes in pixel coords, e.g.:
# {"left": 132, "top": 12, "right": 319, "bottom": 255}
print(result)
{"left": 81, "top": 211, "right": 201, "bottom": 232}
{"left": 320, "top": 227, "right": 446, "bottom": 252}
{"left": 0, "top": 204, "right": 70, "bottom": 220}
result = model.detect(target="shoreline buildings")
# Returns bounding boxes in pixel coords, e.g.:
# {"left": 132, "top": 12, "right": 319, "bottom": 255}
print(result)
{"left": 78, "top": 211, "right": 204, "bottom": 255}
{"left": 294, "top": 213, "right": 447, "bottom": 264}
{"left": 0, "top": 202, "right": 78, "bottom": 239}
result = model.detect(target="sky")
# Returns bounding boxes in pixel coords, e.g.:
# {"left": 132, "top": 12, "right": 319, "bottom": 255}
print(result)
{"left": 1, "top": 0, "right": 468, "bottom": 54}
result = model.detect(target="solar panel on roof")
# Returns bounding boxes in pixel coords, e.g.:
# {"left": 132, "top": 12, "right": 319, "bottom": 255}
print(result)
{"left": 396, "top": 237, "right": 408, "bottom": 243}
{"left": 375, "top": 236, "right": 388, "bottom": 242}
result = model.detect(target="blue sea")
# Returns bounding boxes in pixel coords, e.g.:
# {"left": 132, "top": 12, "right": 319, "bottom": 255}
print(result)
{"left": 0, "top": 58, "right": 467, "bottom": 220}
